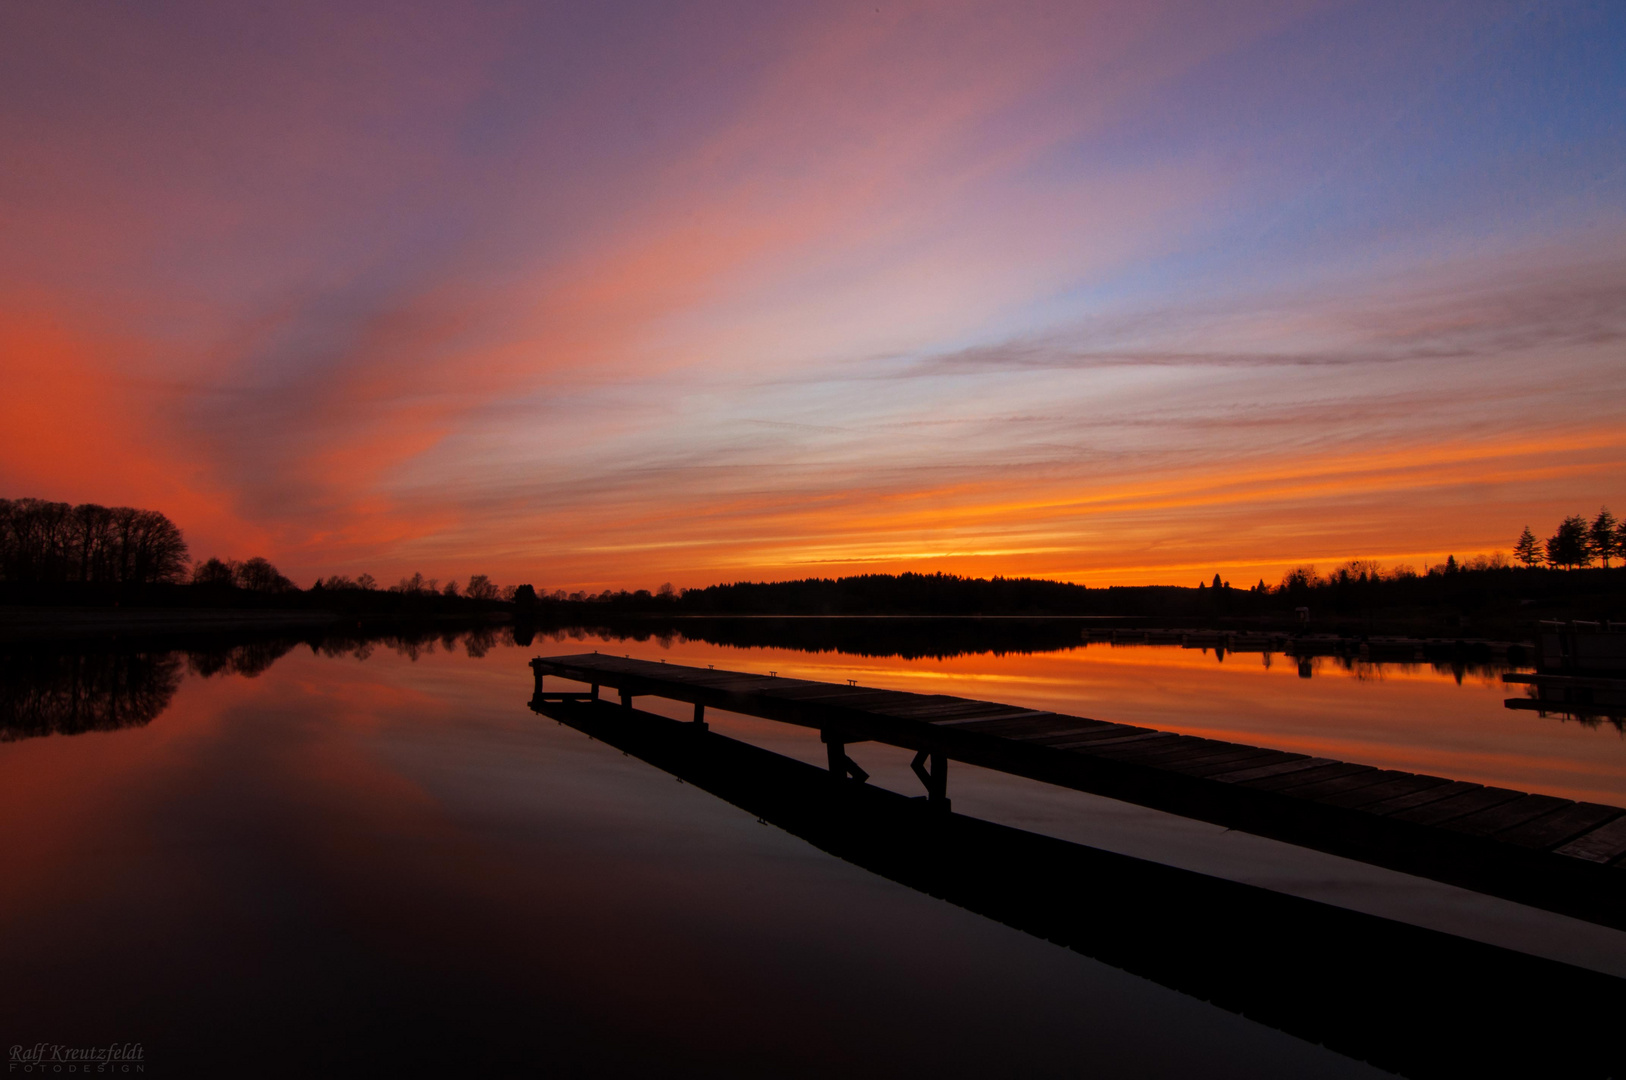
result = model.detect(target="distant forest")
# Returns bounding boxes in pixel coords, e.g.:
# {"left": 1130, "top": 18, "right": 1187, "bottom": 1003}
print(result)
{"left": 4, "top": 495, "right": 1624, "bottom": 628}
{"left": 0, "top": 498, "right": 522, "bottom": 614}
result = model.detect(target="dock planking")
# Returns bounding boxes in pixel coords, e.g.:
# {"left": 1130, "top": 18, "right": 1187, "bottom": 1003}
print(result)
{"left": 531, "top": 652, "right": 1626, "bottom": 930}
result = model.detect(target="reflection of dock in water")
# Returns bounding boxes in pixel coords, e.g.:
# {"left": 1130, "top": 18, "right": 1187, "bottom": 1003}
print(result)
{"left": 527, "top": 692, "right": 1626, "bottom": 1079}
{"left": 1504, "top": 621, "right": 1626, "bottom": 726}
{"left": 532, "top": 654, "right": 1626, "bottom": 933}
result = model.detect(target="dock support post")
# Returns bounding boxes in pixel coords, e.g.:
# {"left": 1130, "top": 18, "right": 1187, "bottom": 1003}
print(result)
{"left": 911, "top": 749, "right": 950, "bottom": 810}
{"left": 821, "top": 731, "right": 869, "bottom": 784}
{"left": 692, "top": 702, "right": 707, "bottom": 729}
{"left": 620, "top": 688, "right": 633, "bottom": 710}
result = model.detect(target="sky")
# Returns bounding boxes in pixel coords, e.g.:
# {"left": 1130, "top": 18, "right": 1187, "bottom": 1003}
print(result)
{"left": 2, "top": 0, "right": 1624, "bottom": 590}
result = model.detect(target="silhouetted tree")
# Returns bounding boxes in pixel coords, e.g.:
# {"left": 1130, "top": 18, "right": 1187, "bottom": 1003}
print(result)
{"left": 0, "top": 497, "right": 188, "bottom": 583}
{"left": 1591, "top": 508, "right": 1619, "bottom": 569}
{"left": 1279, "top": 566, "right": 1318, "bottom": 594}
{"left": 464, "top": 574, "right": 499, "bottom": 601}
{"left": 192, "top": 557, "right": 240, "bottom": 587}
{"left": 1545, "top": 515, "right": 1593, "bottom": 570}
{"left": 442, "top": 579, "right": 460, "bottom": 597}
{"left": 1514, "top": 527, "right": 1541, "bottom": 568}
{"left": 237, "top": 556, "right": 294, "bottom": 592}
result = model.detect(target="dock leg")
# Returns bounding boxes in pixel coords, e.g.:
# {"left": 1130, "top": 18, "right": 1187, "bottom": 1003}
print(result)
{"left": 590, "top": 683, "right": 599, "bottom": 700}
{"left": 910, "top": 749, "right": 950, "bottom": 810}
{"left": 692, "top": 702, "right": 707, "bottom": 730}
{"left": 822, "top": 732, "right": 869, "bottom": 784}
{"left": 620, "top": 689, "right": 633, "bottom": 710}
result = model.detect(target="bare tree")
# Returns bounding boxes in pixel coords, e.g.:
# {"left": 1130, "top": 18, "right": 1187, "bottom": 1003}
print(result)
{"left": 237, "top": 557, "right": 294, "bottom": 592}
{"left": 192, "top": 558, "right": 240, "bottom": 587}
{"left": 0, "top": 498, "right": 187, "bottom": 583}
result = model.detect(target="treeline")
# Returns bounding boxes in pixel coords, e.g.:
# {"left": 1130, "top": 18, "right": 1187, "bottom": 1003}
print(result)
{"left": 1514, "top": 509, "right": 1622, "bottom": 570}
{"left": 0, "top": 498, "right": 188, "bottom": 584}
{"left": 540, "top": 573, "right": 1095, "bottom": 616}
{"left": 1, "top": 495, "right": 535, "bottom": 613}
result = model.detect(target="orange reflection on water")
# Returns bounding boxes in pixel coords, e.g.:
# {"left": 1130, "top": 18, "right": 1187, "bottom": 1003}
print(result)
{"left": 550, "top": 635, "right": 1626, "bottom": 807}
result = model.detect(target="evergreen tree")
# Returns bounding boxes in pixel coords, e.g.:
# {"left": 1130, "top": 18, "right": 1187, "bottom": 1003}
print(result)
{"left": 1545, "top": 515, "right": 1593, "bottom": 570}
{"left": 1514, "top": 526, "right": 1541, "bottom": 568}
{"left": 1591, "top": 508, "right": 1618, "bottom": 568}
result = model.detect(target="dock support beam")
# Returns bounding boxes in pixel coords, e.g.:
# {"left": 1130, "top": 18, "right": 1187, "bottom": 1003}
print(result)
{"left": 911, "top": 749, "right": 950, "bottom": 810}
{"left": 693, "top": 702, "right": 707, "bottom": 730}
{"left": 822, "top": 731, "right": 869, "bottom": 784}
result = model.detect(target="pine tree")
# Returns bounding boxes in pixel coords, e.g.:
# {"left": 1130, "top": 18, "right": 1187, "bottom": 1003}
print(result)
{"left": 1591, "top": 508, "right": 1619, "bottom": 569}
{"left": 1546, "top": 515, "right": 1593, "bottom": 570}
{"left": 1514, "top": 526, "right": 1541, "bottom": 568}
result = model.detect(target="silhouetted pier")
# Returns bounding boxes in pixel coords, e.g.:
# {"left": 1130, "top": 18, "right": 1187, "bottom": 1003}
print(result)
{"left": 532, "top": 653, "right": 1626, "bottom": 930}
{"left": 524, "top": 690, "right": 1626, "bottom": 1079}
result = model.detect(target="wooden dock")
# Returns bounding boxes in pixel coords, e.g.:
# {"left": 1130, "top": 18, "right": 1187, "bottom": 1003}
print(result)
{"left": 531, "top": 652, "right": 1626, "bottom": 930}
{"left": 525, "top": 692, "right": 1626, "bottom": 1079}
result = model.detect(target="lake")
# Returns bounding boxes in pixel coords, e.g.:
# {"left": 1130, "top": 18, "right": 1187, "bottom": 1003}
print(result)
{"left": 4, "top": 621, "right": 1624, "bottom": 1076}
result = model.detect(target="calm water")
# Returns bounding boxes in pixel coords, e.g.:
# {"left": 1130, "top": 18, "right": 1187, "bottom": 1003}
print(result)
{"left": 5, "top": 624, "right": 1625, "bottom": 1076}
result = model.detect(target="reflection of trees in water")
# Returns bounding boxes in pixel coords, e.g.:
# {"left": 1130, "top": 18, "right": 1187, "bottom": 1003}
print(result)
{"left": 532, "top": 617, "right": 1094, "bottom": 661}
{"left": 0, "top": 622, "right": 518, "bottom": 742}
{"left": 187, "top": 639, "right": 299, "bottom": 678}
{"left": 0, "top": 650, "right": 183, "bottom": 741}
{"left": 529, "top": 617, "right": 1525, "bottom": 674}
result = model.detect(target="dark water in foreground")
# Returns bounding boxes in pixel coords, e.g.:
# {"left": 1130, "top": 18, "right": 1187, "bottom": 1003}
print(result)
{"left": 4, "top": 623, "right": 1625, "bottom": 1076}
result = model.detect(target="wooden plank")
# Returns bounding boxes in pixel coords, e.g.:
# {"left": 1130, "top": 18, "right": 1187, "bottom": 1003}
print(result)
{"left": 785, "top": 690, "right": 913, "bottom": 709}
{"left": 1108, "top": 739, "right": 1260, "bottom": 770}
{"left": 1555, "top": 816, "right": 1626, "bottom": 864}
{"left": 1015, "top": 724, "right": 1118, "bottom": 746}
{"left": 1209, "top": 757, "right": 1330, "bottom": 784}
{"left": 1388, "top": 787, "right": 1526, "bottom": 827}
{"left": 1242, "top": 762, "right": 1375, "bottom": 793}
{"left": 936, "top": 709, "right": 1060, "bottom": 725}
{"left": 1044, "top": 726, "right": 1153, "bottom": 748}
{"left": 948, "top": 714, "right": 1076, "bottom": 737}
{"left": 1055, "top": 730, "right": 1168, "bottom": 753}
{"left": 1497, "top": 804, "right": 1625, "bottom": 851}
{"left": 1441, "top": 794, "right": 1574, "bottom": 838}
{"left": 1088, "top": 735, "right": 1215, "bottom": 762}
{"left": 1171, "top": 749, "right": 1302, "bottom": 778}
{"left": 1110, "top": 735, "right": 1230, "bottom": 760}
{"left": 703, "top": 675, "right": 786, "bottom": 691}
{"left": 870, "top": 700, "right": 996, "bottom": 719}
{"left": 766, "top": 685, "right": 881, "bottom": 702}
{"left": 1313, "top": 774, "right": 1451, "bottom": 810}
{"left": 1277, "top": 768, "right": 1406, "bottom": 802}
{"left": 1362, "top": 780, "right": 1483, "bottom": 817}
{"left": 1080, "top": 733, "right": 1188, "bottom": 759}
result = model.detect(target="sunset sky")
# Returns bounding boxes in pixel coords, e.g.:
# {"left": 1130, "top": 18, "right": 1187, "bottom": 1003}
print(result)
{"left": 3, "top": 1, "right": 1623, "bottom": 590}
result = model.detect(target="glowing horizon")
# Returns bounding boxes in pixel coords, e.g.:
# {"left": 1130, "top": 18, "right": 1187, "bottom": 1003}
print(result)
{"left": 3, "top": 2, "right": 1623, "bottom": 592}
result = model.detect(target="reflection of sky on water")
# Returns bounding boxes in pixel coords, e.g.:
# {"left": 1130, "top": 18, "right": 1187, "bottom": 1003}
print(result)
{"left": 0, "top": 638, "right": 1388, "bottom": 1078}
{"left": 4, "top": 630, "right": 1626, "bottom": 1074}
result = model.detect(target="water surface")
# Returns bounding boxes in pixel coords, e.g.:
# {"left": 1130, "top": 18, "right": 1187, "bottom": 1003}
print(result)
{"left": 4, "top": 623, "right": 1623, "bottom": 1076}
